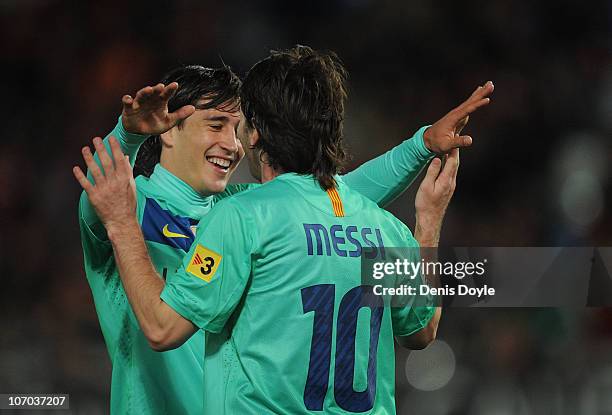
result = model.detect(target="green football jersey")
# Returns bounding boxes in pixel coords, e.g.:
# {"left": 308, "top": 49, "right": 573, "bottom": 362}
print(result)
{"left": 80, "top": 117, "right": 433, "bottom": 414}
{"left": 161, "top": 173, "right": 436, "bottom": 414}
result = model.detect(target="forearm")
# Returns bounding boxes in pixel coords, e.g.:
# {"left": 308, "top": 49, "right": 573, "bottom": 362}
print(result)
{"left": 396, "top": 257, "right": 442, "bottom": 350}
{"left": 107, "top": 220, "right": 190, "bottom": 349}
{"left": 399, "top": 212, "right": 444, "bottom": 349}
{"left": 342, "top": 126, "right": 433, "bottom": 207}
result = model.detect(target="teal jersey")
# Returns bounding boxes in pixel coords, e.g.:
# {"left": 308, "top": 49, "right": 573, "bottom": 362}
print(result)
{"left": 79, "top": 117, "right": 432, "bottom": 414}
{"left": 80, "top": 165, "right": 213, "bottom": 414}
{"left": 161, "top": 174, "right": 436, "bottom": 414}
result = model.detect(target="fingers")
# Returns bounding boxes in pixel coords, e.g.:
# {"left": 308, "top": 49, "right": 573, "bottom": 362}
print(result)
{"left": 450, "top": 81, "right": 494, "bottom": 123}
{"left": 81, "top": 145, "right": 104, "bottom": 185}
{"left": 135, "top": 83, "right": 166, "bottom": 102}
{"left": 160, "top": 82, "right": 179, "bottom": 100}
{"left": 168, "top": 104, "right": 196, "bottom": 124}
{"left": 108, "top": 136, "right": 130, "bottom": 177}
{"left": 133, "top": 85, "right": 155, "bottom": 108}
{"left": 132, "top": 83, "right": 172, "bottom": 113}
{"left": 448, "top": 134, "right": 473, "bottom": 149}
{"left": 122, "top": 95, "right": 134, "bottom": 110}
{"left": 461, "top": 97, "right": 491, "bottom": 116}
{"left": 438, "top": 148, "right": 460, "bottom": 184}
{"left": 93, "top": 137, "right": 115, "bottom": 178}
{"left": 72, "top": 165, "right": 94, "bottom": 193}
{"left": 467, "top": 81, "right": 494, "bottom": 101}
{"left": 468, "top": 81, "right": 494, "bottom": 101}
{"left": 423, "top": 157, "right": 443, "bottom": 186}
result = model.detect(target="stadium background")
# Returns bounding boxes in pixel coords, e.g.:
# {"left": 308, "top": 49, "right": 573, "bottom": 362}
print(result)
{"left": 1, "top": 0, "right": 610, "bottom": 413}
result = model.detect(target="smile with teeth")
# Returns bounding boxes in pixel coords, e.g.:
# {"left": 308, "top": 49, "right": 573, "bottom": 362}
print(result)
{"left": 206, "top": 156, "right": 232, "bottom": 171}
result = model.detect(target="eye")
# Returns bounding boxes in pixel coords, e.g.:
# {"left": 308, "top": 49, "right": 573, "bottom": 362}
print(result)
{"left": 210, "top": 124, "right": 223, "bottom": 131}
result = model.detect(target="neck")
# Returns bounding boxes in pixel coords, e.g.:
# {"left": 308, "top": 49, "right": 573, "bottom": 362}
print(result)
{"left": 158, "top": 158, "right": 213, "bottom": 197}
{"left": 260, "top": 162, "right": 282, "bottom": 183}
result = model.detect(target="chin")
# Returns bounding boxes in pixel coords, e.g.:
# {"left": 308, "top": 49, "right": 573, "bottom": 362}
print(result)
{"left": 210, "top": 178, "right": 231, "bottom": 194}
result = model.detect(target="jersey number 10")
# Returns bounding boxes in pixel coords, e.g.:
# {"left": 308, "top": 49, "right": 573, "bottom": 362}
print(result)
{"left": 301, "top": 284, "right": 383, "bottom": 412}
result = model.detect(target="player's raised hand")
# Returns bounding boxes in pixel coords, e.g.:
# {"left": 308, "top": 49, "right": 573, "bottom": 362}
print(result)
{"left": 414, "top": 149, "right": 460, "bottom": 246}
{"left": 121, "top": 82, "right": 196, "bottom": 135}
{"left": 423, "top": 81, "right": 494, "bottom": 154}
{"left": 73, "top": 136, "right": 138, "bottom": 231}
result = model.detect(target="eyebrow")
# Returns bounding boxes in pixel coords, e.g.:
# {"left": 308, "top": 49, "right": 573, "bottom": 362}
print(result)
{"left": 204, "top": 116, "right": 231, "bottom": 122}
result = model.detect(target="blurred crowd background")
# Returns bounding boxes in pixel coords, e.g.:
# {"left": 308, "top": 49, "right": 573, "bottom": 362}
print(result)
{"left": 1, "top": 0, "right": 610, "bottom": 413}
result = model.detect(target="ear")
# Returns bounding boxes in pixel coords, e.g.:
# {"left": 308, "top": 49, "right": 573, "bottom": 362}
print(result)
{"left": 249, "top": 127, "right": 260, "bottom": 147}
{"left": 160, "top": 130, "right": 176, "bottom": 148}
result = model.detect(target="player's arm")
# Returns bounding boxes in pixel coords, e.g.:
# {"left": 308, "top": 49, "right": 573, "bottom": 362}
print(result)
{"left": 395, "top": 149, "right": 460, "bottom": 349}
{"left": 79, "top": 83, "right": 196, "bottom": 239}
{"left": 74, "top": 136, "right": 197, "bottom": 350}
{"left": 108, "top": 218, "right": 197, "bottom": 351}
{"left": 341, "top": 81, "right": 493, "bottom": 207}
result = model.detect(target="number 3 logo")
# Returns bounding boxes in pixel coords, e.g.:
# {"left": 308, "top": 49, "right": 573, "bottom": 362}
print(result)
{"left": 200, "top": 257, "right": 215, "bottom": 275}
{"left": 186, "top": 245, "right": 222, "bottom": 282}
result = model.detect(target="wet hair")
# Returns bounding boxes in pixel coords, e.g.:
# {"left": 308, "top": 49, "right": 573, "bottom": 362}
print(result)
{"left": 134, "top": 64, "right": 241, "bottom": 177}
{"left": 240, "top": 45, "right": 348, "bottom": 190}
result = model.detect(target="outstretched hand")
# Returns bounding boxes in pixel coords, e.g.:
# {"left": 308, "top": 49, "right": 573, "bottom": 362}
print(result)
{"left": 121, "top": 82, "right": 196, "bottom": 135}
{"left": 73, "top": 136, "right": 137, "bottom": 232}
{"left": 423, "top": 81, "right": 494, "bottom": 154}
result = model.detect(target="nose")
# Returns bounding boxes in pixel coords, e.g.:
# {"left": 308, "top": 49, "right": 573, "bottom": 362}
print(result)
{"left": 218, "top": 128, "right": 239, "bottom": 154}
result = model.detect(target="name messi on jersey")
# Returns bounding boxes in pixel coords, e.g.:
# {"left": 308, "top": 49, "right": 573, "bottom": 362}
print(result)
{"left": 303, "top": 223, "right": 386, "bottom": 259}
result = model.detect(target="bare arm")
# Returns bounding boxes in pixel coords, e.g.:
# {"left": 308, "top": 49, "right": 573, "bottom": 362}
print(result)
{"left": 395, "top": 149, "right": 461, "bottom": 349}
{"left": 74, "top": 136, "right": 196, "bottom": 351}
{"left": 394, "top": 83, "right": 494, "bottom": 349}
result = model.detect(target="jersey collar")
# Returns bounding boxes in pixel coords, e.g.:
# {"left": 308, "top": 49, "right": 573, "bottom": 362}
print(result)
{"left": 145, "top": 164, "right": 214, "bottom": 218}
{"left": 272, "top": 172, "right": 344, "bottom": 190}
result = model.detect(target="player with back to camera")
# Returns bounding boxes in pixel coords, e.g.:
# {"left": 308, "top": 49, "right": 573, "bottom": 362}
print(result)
{"left": 78, "top": 62, "right": 491, "bottom": 413}
{"left": 75, "top": 46, "right": 493, "bottom": 414}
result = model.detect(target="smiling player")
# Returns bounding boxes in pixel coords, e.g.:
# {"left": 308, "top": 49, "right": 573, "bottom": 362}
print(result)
{"left": 78, "top": 62, "right": 479, "bottom": 414}
{"left": 76, "top": 47, "right": 493, "bottom": 413}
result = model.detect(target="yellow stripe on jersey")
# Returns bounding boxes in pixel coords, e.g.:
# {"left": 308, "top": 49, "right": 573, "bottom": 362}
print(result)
{"left": 326, "top": 187, "right": 345, "bottom": 217}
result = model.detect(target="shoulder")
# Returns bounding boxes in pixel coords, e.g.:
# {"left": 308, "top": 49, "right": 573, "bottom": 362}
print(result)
{"left": 203, "top": 195, "right": 253, "bottom": 226}
{"left": 218, "top": 179, "right": 289, "bottom": 207}
{"left": 197, "top": 195, "right": 259, "bottom": 250}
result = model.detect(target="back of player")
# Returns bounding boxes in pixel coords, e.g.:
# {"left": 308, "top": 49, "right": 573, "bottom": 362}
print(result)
{"left": 163, "top": 173, "right": 435, "bottom": 414}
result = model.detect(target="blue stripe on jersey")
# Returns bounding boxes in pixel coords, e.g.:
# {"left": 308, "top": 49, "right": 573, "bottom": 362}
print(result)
{"left": 141, "top": 198, "right": 198, "bottom": 252}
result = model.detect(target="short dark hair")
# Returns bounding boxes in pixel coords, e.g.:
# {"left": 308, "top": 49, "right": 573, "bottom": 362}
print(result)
{"left": 134, "top": 65, "right": 241, "bottom": 177}
{"left": 240, "top": 45, "right": 348, "bottom": 190}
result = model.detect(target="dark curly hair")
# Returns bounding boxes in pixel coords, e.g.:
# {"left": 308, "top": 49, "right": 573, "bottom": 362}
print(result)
{"left": 240, "top": 45, "right": 348, "bottom": 190}
{"left": 134, "top": 64, "right": 241, "bottom": 177}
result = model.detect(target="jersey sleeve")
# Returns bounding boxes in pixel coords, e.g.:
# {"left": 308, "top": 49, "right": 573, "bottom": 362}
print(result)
{"left": 390, "top": 225, "right": 437, "bottom": 336}
{"left": 79, "top": 116, "right": 148, "bottom": 242}
{"left": 341, "top": 126, "right": 433, "bottom": 208}
{"left": 161, "top": 199, "right": 256, "bottom": 333}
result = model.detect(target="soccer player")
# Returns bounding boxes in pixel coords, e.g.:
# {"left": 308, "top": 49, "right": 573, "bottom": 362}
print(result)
{"left": 75, "top": 46, "right": 493, "bottom": 413}
{"left": 78, "top": 63, "right": 486, "bottom": 413}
